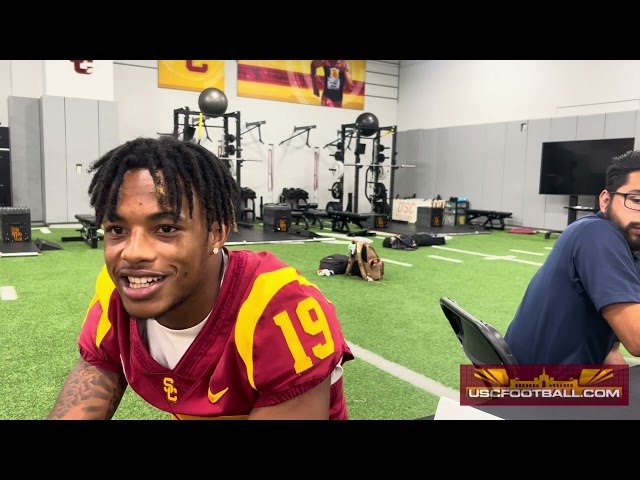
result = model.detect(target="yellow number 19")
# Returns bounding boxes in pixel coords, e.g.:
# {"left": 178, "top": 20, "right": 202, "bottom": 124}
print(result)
{"left": 272, "top": 296, "right": 335, "bottom": 374}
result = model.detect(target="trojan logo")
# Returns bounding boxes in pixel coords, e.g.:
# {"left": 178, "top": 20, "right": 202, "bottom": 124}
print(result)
{"left": 163, "top": 377, "right": 178, "bottom": 402}
{"left": 158, "top": 60, "right": 225, "bottom": 93}
{"left": 11, "top": 226, "right": 22, "bottom": 241}
{"left": 70, "top": 60, "right": 94, "bottom": 74}
{"left": 186, "top": 60, "right": 208, "bottom": 73}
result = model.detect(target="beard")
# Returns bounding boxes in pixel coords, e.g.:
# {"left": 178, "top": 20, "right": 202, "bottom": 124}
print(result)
{"left": 604, "top": 204, "right": 640, "bottom": 252}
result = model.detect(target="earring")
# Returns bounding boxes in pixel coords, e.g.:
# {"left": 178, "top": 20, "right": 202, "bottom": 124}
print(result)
{"left": 213, "top": 247, "right": 219, "bottom": 255}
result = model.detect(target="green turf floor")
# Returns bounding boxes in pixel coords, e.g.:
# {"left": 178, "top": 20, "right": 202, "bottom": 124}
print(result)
{"left": 0, "top": 224, "right": 560, "bottom": 420}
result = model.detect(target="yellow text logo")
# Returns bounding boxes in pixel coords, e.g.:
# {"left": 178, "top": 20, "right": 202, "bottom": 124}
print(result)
{"left": 163, "top": 377, "right": 178, "bottom": 402}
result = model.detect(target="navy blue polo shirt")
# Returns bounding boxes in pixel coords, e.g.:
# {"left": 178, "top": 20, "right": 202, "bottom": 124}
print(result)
{"left": 504, "top": 211, "right": 640, "bottom": 364}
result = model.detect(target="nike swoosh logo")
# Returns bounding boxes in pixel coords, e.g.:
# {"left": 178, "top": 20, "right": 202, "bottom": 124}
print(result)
{"left": 208, "top": 387, "right": 229, "bottom": 404}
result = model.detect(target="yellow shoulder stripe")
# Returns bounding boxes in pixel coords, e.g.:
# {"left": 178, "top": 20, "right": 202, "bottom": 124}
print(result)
{"left": 83, "top": 265, "right": 117, "bottom": 349}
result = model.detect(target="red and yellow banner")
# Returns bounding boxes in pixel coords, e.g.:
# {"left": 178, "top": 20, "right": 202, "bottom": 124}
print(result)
{"left": 158, "top": 60, "right": 225, "bottom": 92}
{"left": 237, "top": 60, "right": 366, "bottom": 110}
{"left": 460, "top": 364, "right": 629, "bottom": 406}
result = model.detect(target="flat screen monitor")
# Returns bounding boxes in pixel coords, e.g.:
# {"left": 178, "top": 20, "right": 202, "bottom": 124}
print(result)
{"left": 539, "top": 137, "right": 635, "bottom": 196}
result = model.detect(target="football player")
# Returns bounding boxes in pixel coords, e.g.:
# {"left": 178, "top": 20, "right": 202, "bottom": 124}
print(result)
{"left": 48, "top": 136, "right": 353, "bottom": 420}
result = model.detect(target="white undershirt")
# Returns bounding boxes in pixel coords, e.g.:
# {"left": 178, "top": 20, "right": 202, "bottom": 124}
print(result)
{"left": 144, "top": 250, "right": 228, "bottom": 369}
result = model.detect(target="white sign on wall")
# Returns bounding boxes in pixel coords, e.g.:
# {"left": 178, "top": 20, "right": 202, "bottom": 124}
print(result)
{"left": 43, "top": 60, "right": 114, "bottom": 101}
{"left": 392, "top": 198, "right": 433, "bottom": 223}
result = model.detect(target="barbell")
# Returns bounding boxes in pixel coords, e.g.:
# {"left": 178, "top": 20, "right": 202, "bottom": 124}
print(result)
{"left": 341, "top": 163, "right": 415, "bottom": 169}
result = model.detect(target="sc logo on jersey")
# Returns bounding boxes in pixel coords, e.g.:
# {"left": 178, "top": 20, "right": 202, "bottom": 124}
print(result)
{"left": 163, "top": 377, "right": 178, "bottom": 402}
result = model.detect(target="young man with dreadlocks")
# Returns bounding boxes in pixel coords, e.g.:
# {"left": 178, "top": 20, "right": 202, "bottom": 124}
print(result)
{"left": 48, "top": 136, "right": 353, "bottom": 420}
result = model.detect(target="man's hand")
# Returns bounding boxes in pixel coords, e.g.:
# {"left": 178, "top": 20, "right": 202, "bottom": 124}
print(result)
{"left": 604, "top": 342, "right": 627, "bottom": 365}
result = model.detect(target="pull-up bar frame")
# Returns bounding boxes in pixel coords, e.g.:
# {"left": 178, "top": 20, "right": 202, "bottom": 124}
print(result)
{"left": 279, "top": 125, "right": 316, "bottom": 147}
{"left": 241, "top": 120, "right": 266, "bottom": 144}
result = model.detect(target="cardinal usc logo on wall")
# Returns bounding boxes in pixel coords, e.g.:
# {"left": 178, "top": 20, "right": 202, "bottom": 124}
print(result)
{"left": 70, "top": 60, "right": 94, "bottom": 74}
{"left": 158, "top": 60, "right": 225, "bottom": 92}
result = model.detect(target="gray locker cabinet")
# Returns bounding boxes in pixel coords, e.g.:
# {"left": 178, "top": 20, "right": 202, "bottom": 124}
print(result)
{"left": 40, "top": 95, "right": 68, "bottom": 224}
{"left": 8, "top": 97, "right": 43, "bottom": 220}
{"left": 64, "top": 97, "right": 99, "bottom": 221}
{"left": 40, "top": 96, "right": 118, "bottom": 224}
{"left": 0, "top": 149, "right": 11, "bottom": 206}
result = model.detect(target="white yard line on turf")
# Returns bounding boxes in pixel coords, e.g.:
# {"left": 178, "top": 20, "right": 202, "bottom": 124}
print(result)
{"left": 347, "top": 341, "right": 460, "bottom": 401}
{"left": 428, "top": 255, "right": 463, "bottom": 263}
{"left": 381, "top": 259, "right": 412, "bottom": 267}
{"left": 432, "top": 246, "right": 544, "bottom": 266}
{"left": 324, "top": 240, "right": 353, "bottom": 245}
{"left": 510, "top": 249, "right": 545, "bottom": 256}
{"left": 432, "top": 246, "right": 489, "bottom": 257}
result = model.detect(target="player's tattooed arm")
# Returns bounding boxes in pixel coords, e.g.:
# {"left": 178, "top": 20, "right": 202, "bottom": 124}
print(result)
{"left": 48, "top": 358, "right": 128, "bottom": 420}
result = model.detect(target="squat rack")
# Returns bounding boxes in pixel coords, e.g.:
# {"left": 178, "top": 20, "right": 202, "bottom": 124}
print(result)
{"left": 172, "top": 107, "right": 247, "bottom": 223}
{"left": 329, "top": 122, "right": 399, "bottom": 215}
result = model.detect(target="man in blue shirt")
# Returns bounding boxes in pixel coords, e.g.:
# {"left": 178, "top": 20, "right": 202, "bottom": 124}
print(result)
{"left": 505, "top": 149, "right": 640, "bottom": 365}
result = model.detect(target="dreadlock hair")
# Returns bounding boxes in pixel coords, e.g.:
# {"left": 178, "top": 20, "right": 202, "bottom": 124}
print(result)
{"left": 87, "top": 136, "right": 240, "bottom": 233}
{"left": 605, "top": 150, "right": 640, "bottom": 192}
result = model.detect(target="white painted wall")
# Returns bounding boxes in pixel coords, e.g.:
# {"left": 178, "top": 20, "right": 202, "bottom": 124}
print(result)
{"left": 44, "top": 60, "right": 113, "bottom": 101}
{"left": 398, "top": 60, "right": 640, "bottom": 130}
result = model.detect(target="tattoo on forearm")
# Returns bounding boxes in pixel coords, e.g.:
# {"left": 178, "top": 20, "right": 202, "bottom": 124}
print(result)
{"left": 48, "top": 359, "right": 127, "bottom": 420}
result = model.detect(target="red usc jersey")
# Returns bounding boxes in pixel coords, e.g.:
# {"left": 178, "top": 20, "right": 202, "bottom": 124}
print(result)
{"left": 78, "top": 249, "right": 354, "bottom": 419}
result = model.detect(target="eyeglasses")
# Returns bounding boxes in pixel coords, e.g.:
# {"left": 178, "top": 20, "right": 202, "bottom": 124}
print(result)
{"left": 609, "top": 191, "right": 640, "bottom": 211}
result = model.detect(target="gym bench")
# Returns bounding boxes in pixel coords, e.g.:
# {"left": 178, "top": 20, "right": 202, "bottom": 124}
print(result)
{"left": 329, "top": 211, "right": 380, "bottom": 236}
{"left": 297, "top": 208, "right": 330, "bottom": 229}
{"left": 466, "top": 209, "right": 512, "bottom": 230}
{"left": 61, "top": 214, "right": 103, "bottom": 249}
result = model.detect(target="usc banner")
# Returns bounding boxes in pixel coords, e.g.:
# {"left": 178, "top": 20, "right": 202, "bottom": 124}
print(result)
{"left": 158, "top": 60, "right": 225, "bottom": 92}
{"left": 237, "top": 60, "right": 366, "bottom": 110}
{"left": 460, "top": 364, "right": 629, "bottom": 406}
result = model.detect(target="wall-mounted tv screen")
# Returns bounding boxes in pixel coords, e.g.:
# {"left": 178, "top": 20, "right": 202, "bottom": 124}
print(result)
{"left": 539, "top": 137, "right": 635, "bottom": 196}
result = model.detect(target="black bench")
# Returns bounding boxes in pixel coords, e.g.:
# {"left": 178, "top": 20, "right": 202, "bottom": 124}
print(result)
{"left": 293, "top": 208, "right": 330, "bottom": 230}
{"left": 329, "top": 211, "right": 386, "bottom": 236}
{"left": 61, "top": 214, "right": 103, "bottom": 249}
{"left": 466, "top": 209, "right": 512, "bottom": 230}
{"left": 279, "top": 192, "right": 330, "bottom": 230}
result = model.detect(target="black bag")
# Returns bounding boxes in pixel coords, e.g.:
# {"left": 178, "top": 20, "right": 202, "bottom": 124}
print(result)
{"left": 382, "top": 234, "right": 418, "bottom": 250}
{"left": 382, "top": 233, "right": 445, "bottom": 248}
{"left": 413, "top": 233, "right": 446, "bottom": 246}
{"left": 319, "top": 254, "right": 349, "bottom": 274}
